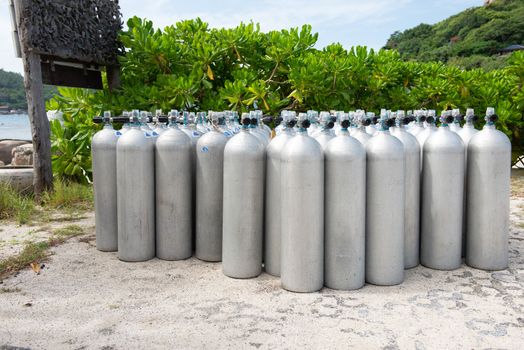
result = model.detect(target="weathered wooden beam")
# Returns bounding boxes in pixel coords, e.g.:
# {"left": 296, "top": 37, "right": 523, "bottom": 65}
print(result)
{"left": 16, "top": 0, "right": 53, "bottom": 196}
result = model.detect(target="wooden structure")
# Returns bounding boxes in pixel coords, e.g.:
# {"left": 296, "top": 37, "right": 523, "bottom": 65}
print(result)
{"left": 10, "top": 0, "right": 122, "bottom": 196}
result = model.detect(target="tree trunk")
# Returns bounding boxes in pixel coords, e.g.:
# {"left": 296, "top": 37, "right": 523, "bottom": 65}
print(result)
{"left": 16, "top": 0, "right": 53, "bottom": 198}
{"left": 21, "top": 50, "right": 53, "bottom": 197}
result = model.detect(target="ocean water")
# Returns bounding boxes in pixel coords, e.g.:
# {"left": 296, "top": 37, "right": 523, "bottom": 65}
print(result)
{"left": 0, "top": 114, "right": 32, "bottom": 141}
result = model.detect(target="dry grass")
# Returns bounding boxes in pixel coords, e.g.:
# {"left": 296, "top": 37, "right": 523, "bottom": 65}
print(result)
{"left": 0, "top": 225, "right": 85, "bottom": 280}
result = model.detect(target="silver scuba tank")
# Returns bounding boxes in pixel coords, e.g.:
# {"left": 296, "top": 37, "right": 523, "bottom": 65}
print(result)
{"left": 314, "top": 111, "right": 335, "bottom": 151}
{"left": 390, "top": 111, "right": 421, "bottom": 269}
{"left": 264, "top": 111, "right": 296, "bottom": 276}
{"left": 365, "top": 116, "right": 405, "bottom": 285}
{"left": 466, "top": 108, "right": 511, "bottom": 271}
{"left": 420, "top": 113, "right": 465, "bottom": 270}
{"left": 116, "top": 110, "right": 155, "bottom": 261}
{"left": 457, "top": 108, "right": 480, "bottom": 255}
{"left": 222, "top": 117, "right": 266, "bottom": 278}
{"left": 449, "top": 108, "right": 462, "bottom": 134}
{"left": 92, "top": 111, "right": 120, "bottom": 252}
{"left": 195, "top": 112, "right": 229, "bottom": 261}
{"left": 416, "top": 110, "right": 437, "bottom": 167}
{"left": 324, "top": 117, "right": 366, "bottom": 290}
{"left": 281, "top": 113, "right": 324, "bottom": 292}
{"left": 155, "top": 111, "right": 192, "bottom": 260}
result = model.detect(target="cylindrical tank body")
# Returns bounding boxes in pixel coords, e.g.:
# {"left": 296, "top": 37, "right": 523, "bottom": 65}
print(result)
{"left": 195, "top": 128, "right": 228, "bottom": 261}
{"left": 408, "top": 111, "right": 425, "bottom": 137}
{"left": 116, "top": 122, "right": 155, "bottom": 261}
{"left": 155, "top": 122, "right": 192, "bottom": 260}
{"left": 420, "top": 122, "right": 465, "bottom": 270}
{"left": 449, "top": 109, "right": 462, "bottom": 134}
{"left": 416, "top": 115, "right": 437, "bottom": 165}
{"left": 365, "top": 126, "right": 405, "bottom": 285}
{"left": 222, "top": 125, "right": 265, "bottom": 278}
{"left": 457, "top": 109, "right": 479, "bottom": 256}
{"left": 264, "top": 125, "right": 294, "bottom": 276}
{"left": 466, "top": 116, "right": 511, "bottom": 270}
{"left": 390, "top": 120, "right": 421, "bottom": 269}
{"left": 324, "top": 127, "right": 366, "bottom": 290}
{"left": 281, "top": 118, "right": 324, "bottom": 293}
{"left": 92, "top": 119, "right": 119, "bottom": 252}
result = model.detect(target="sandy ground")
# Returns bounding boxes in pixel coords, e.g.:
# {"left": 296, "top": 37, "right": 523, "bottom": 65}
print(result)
{"left": 0, "top": 199, "right": 523, "bottom": 349}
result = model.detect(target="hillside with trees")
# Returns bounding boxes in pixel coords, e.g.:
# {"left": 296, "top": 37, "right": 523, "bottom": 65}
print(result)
{"left": 0, "top": 69, "right": 56, "bottom": 111}
{"left": 384, "top": 0, "right": 524, "bottom": 70}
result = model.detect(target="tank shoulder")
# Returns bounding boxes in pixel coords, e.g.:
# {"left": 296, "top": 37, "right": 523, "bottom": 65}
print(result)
{"left": 282, "top": 134, "right": 323, "bottom": 160}
{"left": 424, "top": 129, "right": 464, "bottom": 151}
{"left": 156, "top": 128, "right": 192, "bottom": 147}
{"left": 197, "top": 130, "right": 228, "bottom": 146}
{"left": 325, "top": 135, "right": 365, "bottom": 159}
{"left": 468, "top": 128, "right": 511, "bottom": 151}
{"left": 365, "top": 132, "right": 404, "bottom": 154}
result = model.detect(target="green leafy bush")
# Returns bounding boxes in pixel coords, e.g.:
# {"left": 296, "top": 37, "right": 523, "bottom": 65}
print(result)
{"left": 48, "top": 17, "right": 524, "bottom": 181}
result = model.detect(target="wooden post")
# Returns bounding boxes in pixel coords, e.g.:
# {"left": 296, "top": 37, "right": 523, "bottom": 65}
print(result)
{"left": 16, "top": 0, "right": 53, "bottom": 197}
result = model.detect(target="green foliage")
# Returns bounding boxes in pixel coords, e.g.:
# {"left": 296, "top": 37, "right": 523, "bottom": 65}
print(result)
{"left": 47, "top": 88, "right": 100, "bottom": 183}
{"left": 0, "top": 181, "right": 35, "bottom": 224}
{"left": 48, "top": 17, "right": 524, "bottom": 177}
{"left": 385, "top": 0, "right": 524, "bottom": 65}
{"left": 0, "top": 69, "right": 57, "bottom": 110}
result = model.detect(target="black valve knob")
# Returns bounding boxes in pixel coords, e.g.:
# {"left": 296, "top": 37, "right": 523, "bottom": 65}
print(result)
{"left": 242, "top": 118, "right": 251, "bottom": 126}
{"left": 362, "top": 119, "right": 372, "bottom": 127}
{"left": 301, "top": 119, "right": 311, "bottom": 129}
{"left": 326, "top": 121, "right": 335, "bottom": 129}
{"left": 340, "top": 120, "right": 350, "bottom": 129}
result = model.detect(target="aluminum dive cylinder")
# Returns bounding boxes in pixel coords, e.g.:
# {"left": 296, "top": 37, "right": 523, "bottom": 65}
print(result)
{"left": 281, "top": 113, "right": 324, "bottom": 292}
{"left": 116, "top": 110, "right": 155, "bottom": 261}
{"left": 264, "top": 113, "right": 296, "bottom": 276}
{"left": 408, "top": 110, "right": 425, "bottom": 137}
{"left": 466, "top": 108, "right": 511, "bottom": 271}
{"left": 365, "top": 112, "right": 378, "bottom": 136}
{"left": 390, "top": 111, "right": 421, "bottom": 269}
{"left": 315, "top": 111, "right": 335, "bottom": 150}
{"left": 416, "top": 110, "right": 437, "bottom": 167}
{"left": 222, "top": 117, "right": 266, "bottom": 278}
{"left": 153, "top": 109, "right": 167, "bottom": 135}
{"left": 365, "top": 116, "right": 405, "bottom": 285}
{"left": 457, "top": 108, "right": 479, "bottom": 255}
{"left": 351, "top": 113, "right": 372, "bottom": 146}
{"left": 155, "top": 111, "right": 192, "bottom": 260}
{"left": 420, "top": 113, "right": 465, "bottom": 270}
{"left": 324, "top": 118, "right": 366, "bottom": 290}
{"left": 92, "top": 111, "right": 120, "bottom": 252}
{"left": 245, "top": 112, "right": 268, "bottom": 147}
{"left": 195, "top": 112, "right": 229, "bottom": 261}
{"left": 449, "top": 108, "right": 463, "bottom": 134}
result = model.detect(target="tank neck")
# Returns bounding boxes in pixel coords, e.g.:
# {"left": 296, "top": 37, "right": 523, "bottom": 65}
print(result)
{"left": 484, "top": 124, "right": 496, "bottom": 130}
{"left": 297, "top": 128, "right": 308, "bottom": 134}
{"left": 339, "top": 129, "right": 349, "bottom": 135}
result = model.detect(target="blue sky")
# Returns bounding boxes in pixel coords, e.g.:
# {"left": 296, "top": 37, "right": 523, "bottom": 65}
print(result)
{"left": 0, "top": 0, "right": 481, "bottom": 74}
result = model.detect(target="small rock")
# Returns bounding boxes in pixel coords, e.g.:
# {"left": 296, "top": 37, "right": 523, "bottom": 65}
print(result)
{"left": 11, "top": 144, "right": 34, "bottom": 166}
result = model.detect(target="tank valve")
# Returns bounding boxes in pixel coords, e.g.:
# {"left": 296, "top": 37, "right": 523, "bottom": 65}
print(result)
{"left": 340, "top": 120, "right": 350, "bottom": 129}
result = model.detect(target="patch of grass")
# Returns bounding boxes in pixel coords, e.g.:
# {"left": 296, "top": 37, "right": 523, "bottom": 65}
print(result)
{"left": 0, "top": 240, "right": 51, "bottom": 279}
{"left": 54, "top": 224, "right": 84, "bottom": 238}
{"left": 42, "top": 180, "right": 93, "bottom": 211}
{"left": 0, "top": 287, "right": 21, "bottom": 293}
{"left": 0, "top": 225, "right": 86, "bottom": 279}
{"left": 0, "top": 182, "right": 35, "bottom": 225}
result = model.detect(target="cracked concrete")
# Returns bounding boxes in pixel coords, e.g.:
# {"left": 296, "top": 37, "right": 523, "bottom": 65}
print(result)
{"left": 0, "top": 188, "right": 523, "bottom": 349}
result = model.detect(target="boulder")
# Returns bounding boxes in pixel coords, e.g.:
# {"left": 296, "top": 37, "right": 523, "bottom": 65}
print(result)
{"left": 11, "top": 144, "right": 34, "bottom": 166}
{"left": 0, "top": 140, "right": 30, "bottom": 165}
{"left": 0, "top": 167, "right": 34, "bottom": 193}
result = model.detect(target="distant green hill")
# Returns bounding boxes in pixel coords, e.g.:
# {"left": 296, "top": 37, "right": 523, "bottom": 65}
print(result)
{"left": 384, "top": 0, "right": 524, "bottom": 70}
{"left": 0, "top": 69, "right": 57, "bottom": 111}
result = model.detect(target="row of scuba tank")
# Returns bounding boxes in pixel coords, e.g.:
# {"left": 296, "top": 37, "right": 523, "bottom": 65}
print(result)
{"left": 91, "top": 106, "right": 511, "bottom": 293}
